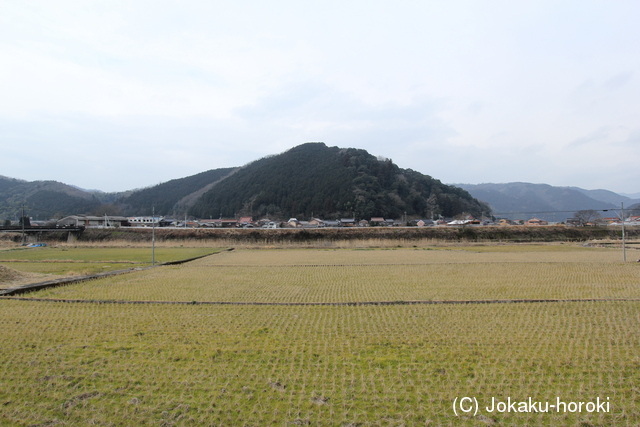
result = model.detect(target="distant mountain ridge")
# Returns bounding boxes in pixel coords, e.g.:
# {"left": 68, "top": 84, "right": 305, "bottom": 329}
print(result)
{"left": 2, "top": 144, "right": 637, "bottom": 222}
{"left": 564, "top": 187, "right": 639, "bottom": 206}
{"left": 0, "top": 143, "right": 487, "bottom": 221}
{"left": 621, "top": 192, "right": 640, "bottom": 199}
{"left": 456, "top": 182, "right": 640, "bottom": 222}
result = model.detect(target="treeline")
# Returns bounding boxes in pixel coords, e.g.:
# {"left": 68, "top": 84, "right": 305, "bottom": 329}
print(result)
{"left": 63, "top": 225, "right": 640, "bottom": 244}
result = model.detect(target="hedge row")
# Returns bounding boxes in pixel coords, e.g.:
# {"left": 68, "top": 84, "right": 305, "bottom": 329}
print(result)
{"left": 69, "top": 226, "right": 638, "bottom": 244}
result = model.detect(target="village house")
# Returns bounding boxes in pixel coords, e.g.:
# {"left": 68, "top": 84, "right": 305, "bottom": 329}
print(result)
{"left": 286, "top": 218, "right": 325, "bottom": 228}
{"left": 261, "top": 221, "right": 279, "bottom": 229}
{"left": 525, "top": 217, "right": 548, "bottom": 226}
{"left": 128, "top": 216, "right": 170, "bottom": 227}
{"left": 601, "top": 217, "right": 620, "bottom": 224}
{"left": 323, "top": 220, "right": 341, "bottom": 227}
{"left": 200, "top": 218, "right": 238, "bottom": 228}
{"left": 57, "top": 215, "right": 129, "bottom": 228}
{"left": 340, "top": 218, "right": 356, "bottom": 227}
{"left": 237, "top": 217, "right": 253, "bottom": 227}
{"left": 565, "top": 218, "right": 581, "bottom": 226}
{"left": 308, "top": 218, "right": 325, "bottom": 227}
{"left": 370, "top": 217, "right": 384, "bottom": 226}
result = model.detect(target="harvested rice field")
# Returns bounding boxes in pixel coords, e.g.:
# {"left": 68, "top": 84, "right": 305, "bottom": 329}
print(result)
{"left": 0, "top": 244, "right": 638, "bottom": 426}
{"left": 23, "top": 246, "right": 640, "bottom": 303}
{"left": 0, "top": 247, "right": 221, "bottom": 289}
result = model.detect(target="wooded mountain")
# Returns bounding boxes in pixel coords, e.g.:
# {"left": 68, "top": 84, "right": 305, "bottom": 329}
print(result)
{"left": 189, "top": 143, "right": 488, "bottom": 220}
{"left": 117, "top": 167, "right": 238, "bottom": 216}
{"left": 4, "top": 143, "right": 636, "bottom": 222}
{"left": 0, "top": 176, "right": 103, "bottom": 221}
{"left": 456, "top": 182, "right": 640, "bottom": 222}
{"left": 1, "top": 143, "right": 488, "bottom": 220}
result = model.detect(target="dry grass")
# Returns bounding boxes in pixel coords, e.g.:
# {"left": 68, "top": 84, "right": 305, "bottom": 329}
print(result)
{"left": 0, "top": 264, "right": 57, "bottom": 289}
{"left": 0, "top": 247, "right": 222, "bottom": 290}
{"left": 26, "top": 246, "right": 640, "bottom": 303}
{"left": 2, "top": 243, "right": 639, "bottom": 426}
{"left": 0, "top": 299, "right": 637, "bottom": 426}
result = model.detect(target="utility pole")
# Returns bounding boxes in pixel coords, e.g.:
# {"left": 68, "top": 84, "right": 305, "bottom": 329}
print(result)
{"left": 621, "top": 202, "right": 626, "bottom": 262}
{"left": 21, "top": 204, "right": 25, "bottom": 246}
{"left": 603, "top": 204, "right": 628, "bottom": 262}
{"left": 152, "top": 207, "right": 156, "bottom": 266}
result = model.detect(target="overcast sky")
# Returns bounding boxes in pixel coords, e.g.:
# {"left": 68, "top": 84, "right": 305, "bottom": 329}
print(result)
{"left": 1, "top": 1, "right": 639, "bottom": 194}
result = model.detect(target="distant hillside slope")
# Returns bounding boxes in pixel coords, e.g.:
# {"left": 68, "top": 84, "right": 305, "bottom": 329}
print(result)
{"left": 565, "top": 187, "right": 640, "bottom": 207}
{"left": 117, "top": 167, "right": 238, "bottom": 216}
{"left": 0, "top": 176, "right": 101, "bottom": 220}
{"left": 456, "top": 182, "right": 621, "bottom": 222}
{"left": 190, "top": 143, "right": 489, "bottom": 220}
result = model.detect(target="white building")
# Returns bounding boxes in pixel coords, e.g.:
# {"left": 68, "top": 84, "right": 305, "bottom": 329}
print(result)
{"left": 57, "top": 215, "right": 128, "bottom": 228}
{"left": 128, "top": 217, "right": 162, "bottom": 227}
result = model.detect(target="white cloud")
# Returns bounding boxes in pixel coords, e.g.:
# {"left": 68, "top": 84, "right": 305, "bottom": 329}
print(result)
{"left": 1, "top": 1, "right": 640, "bottom": 193}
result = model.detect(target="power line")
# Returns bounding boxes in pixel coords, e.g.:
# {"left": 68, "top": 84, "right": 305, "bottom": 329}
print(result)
{"left": 492, "top": 208, "right": 639, "bottom": 216}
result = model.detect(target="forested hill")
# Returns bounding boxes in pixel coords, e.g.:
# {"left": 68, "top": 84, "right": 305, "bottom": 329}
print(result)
{"left": 117, "top": 167, "right": 238, "bottom": 216}
{"left": 189, "top": 143, "right": 489, "bottom": 220}
{"left": 0, "top": 176, "right": 102, "bottom": 220}
{"left": 0, "top": 144, "right": 489, "bottom": 221}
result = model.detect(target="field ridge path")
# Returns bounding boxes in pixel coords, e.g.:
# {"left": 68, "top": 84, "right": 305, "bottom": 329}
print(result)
{"left": 3, "top": 296, "right": 640, "bottom": 306}
{"left": 0, "top": 248, "right": 233, "bottom": 296}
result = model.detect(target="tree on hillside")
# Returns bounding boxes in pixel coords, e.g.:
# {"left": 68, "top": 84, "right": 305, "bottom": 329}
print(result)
{"left": 426, "top": 193, "right": 439, "bottom": 220}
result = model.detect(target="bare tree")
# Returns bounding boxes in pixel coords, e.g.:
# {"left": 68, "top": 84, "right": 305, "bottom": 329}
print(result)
{"left": 573, "top": 209, "right": 600, "bottom": 226}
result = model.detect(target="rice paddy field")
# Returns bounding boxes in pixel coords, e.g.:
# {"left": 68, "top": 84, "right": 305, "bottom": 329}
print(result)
{"left": 1, "top": 243, "right": 639, "bottom": 426}
{"left": 0, "top": 247, "right": 220, "bottom": 289}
